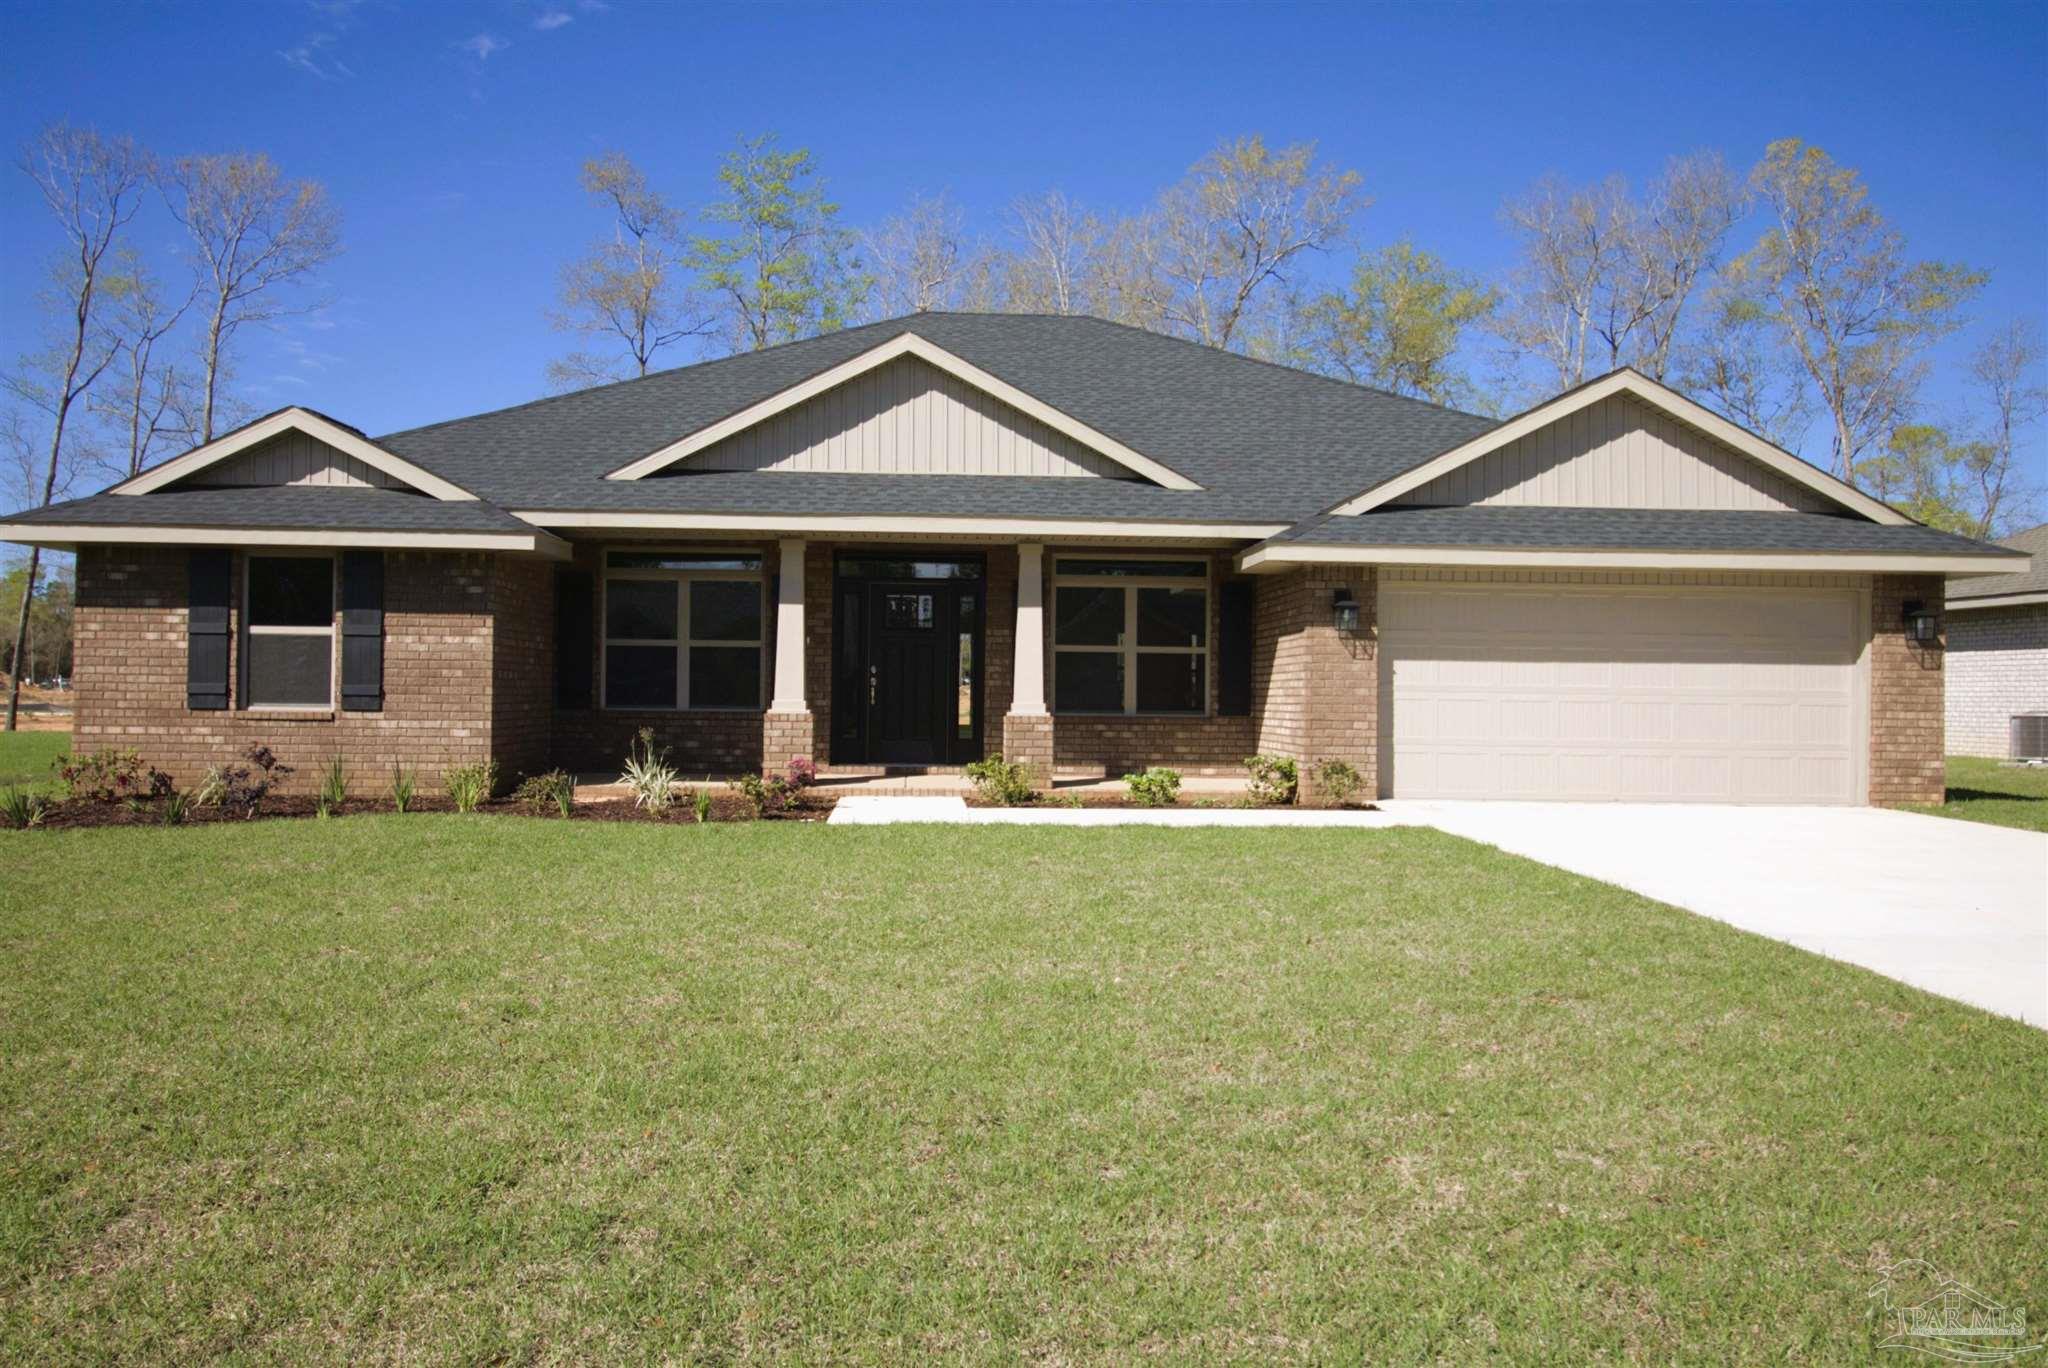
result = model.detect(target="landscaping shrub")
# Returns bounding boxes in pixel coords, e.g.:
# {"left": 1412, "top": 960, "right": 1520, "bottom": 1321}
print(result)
{"left": 731, "top": 773, "right": 770, "bottom": 818}
{"left": 1, "top": 786, "right": 50, "bottom": 829}
{"left": 388, "top": 764, "right": 417, "bottom": 814}
{"left": 161, "top": 791, "right": 189, "bottom": 826}
{"left": 318, "top": 755, "right": 349, "bottom": 815}
{"left": 965, "top": 757, "right": 1035, "bottom": 806}
{"left": 221, "top": 746, "right": 294, "bottom": 819}
{"left": 1124, "top": 767, "right": 1182, "bottom": 806}
{"left": 619, "top": 728, "right": 678, "bottom": 813}
{"left": 1243, "top": 754, "right": 1299, "bottom": 805}
{"left": 692, "top": 788, "right": 712, "bottom": 824}
{"left": 443, "top": 760, "right": 499, "bottom": 814}
{"left": 513, "top": 769, "right": 576, "bottom": 818}
{"left": 191, "top": 766, "right": 228, "bottom": 808}
{"left": 53, "top": 748, "right": 171, "bottom": 804}
{"left": 1312, "top": 758, "right": 1363, "bottom": 807}
{"left": 784, "top": 755, "right": 816, "bottom": 796}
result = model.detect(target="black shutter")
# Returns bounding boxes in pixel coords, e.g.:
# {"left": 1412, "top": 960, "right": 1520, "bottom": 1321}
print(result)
{"left": 339, "top": 551, "right": 385, "bottom": 712}
{"left": 1217, "top": 579, "right": 1255, "bottom": 717}
{"left": 554, "top": 569, "right": 594, "bottom": 709}
{"left": 186, "top": 550, "right": 232, "bottom": 711}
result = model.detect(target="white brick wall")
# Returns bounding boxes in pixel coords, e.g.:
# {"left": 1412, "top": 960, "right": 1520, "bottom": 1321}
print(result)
{"left": 1945, "top": 604, "right": 2048, "bottom": 757}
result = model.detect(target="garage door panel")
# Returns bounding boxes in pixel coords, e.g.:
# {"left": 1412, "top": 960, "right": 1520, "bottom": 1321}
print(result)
{"left": 1383, "top": 583, "right": 1862, "bottom": 804}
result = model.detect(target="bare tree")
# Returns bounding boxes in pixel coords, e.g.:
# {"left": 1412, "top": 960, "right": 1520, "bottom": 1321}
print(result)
{"left": 5, "top": 123, "right": 149, "bottom": 730}
{"left": 547, "top": 151, "right": 709, "bottom": 390}
{"left": 1734, "top": 138, "right": 1984, "bottom": 478}
{"left": 1492, "top": 174, "right": 1626, "bottom": 391}
{"left": 1622, "top": 153, "right": 1745, "bottom": 381}
{"left": 165, "top": 152, "right": 342, "bottom": 441}
{"left": 1963, "top": 319, "right": 2048, "bottom": 536}
{"left": 90, "top": 248, "right": 197, "bottom": 476}
{"left": 1085, "top": 212, "right": 1171, "bottom": 332}
{"left": 865, "top": 193, "right": 968, "bottom": 316}
{"left": 1005, "top": 191, "right": 1100, "bottom": 315}
{"left": 1674, "top": 286, "right": 1816, "bottom": 451}
{"left": 1150, "top": 135, "right": 1365, "bottom": 350}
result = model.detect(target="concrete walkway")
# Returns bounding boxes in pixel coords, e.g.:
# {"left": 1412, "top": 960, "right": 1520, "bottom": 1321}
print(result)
{"left": 1384, "top": 801, "right": 2048, "bottom": 1029}
{"left": 827, "top": 795, "right": 1415, "bottom": 827}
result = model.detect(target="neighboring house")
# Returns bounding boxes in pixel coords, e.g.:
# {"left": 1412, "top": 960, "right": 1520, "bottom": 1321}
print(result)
{"left": 1944, "top": 521, "right": 2048, "bottom": 758}
{"left": 0, "top": 315, "right": 2029, "bottom": 805}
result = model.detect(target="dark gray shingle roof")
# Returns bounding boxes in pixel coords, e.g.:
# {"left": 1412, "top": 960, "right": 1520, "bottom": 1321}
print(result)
{"left": 3, "top": 487, "right": 540, "bottom": 534}
{"left": 1947, "top": 523, "right": 2048, "bottom": 602}
{"left": 1268, "top": 506, "right": 2023, "bottom": 557}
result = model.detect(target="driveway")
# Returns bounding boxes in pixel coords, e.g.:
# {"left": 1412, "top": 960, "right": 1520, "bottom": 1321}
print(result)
{"left": 1385, "top": 802, "right": 2048, "bottom": 1028}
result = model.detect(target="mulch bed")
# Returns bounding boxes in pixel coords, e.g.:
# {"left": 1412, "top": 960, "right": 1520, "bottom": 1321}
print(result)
{"left": 965, "top": 793, "right": 1378, "bottom": 812}
{"left": 13, "top": 791, "right": 835, "bottom": 831}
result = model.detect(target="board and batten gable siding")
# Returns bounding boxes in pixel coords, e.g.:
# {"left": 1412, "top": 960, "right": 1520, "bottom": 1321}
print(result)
{"left": 680, "top": 354, "right": 1138, "bottom": 479}
{"left": 1391, "top": 393, "right": 1837, "bottom": 511}
{"left": 184, "top": 429, "right": 410, "bottom": 490}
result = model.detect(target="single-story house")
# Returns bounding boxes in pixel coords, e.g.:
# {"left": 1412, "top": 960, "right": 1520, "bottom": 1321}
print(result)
{"left": 1, "top": 314, "right": 2030, "bottom": 804}
{"left": 1944, "top": 521, "right": 2048, "bottom": 759}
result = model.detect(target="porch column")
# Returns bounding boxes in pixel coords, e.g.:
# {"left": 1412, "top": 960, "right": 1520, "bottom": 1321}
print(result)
{"left": 1003, "top": 541, "right": 1054, "bottom": 789}
{"left": 762, "top": 538, "right": 814, "bottom": 775}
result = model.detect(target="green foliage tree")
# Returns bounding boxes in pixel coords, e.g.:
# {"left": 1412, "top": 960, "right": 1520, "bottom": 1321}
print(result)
{"left": 1851, "top": 424, "right": 1991, "bottom": 536}
{"left": 1302, "top": 240, "right": 1498, "bottom": 404}
{"left": 689, "top": 135, "right": 869, "bottom": 352}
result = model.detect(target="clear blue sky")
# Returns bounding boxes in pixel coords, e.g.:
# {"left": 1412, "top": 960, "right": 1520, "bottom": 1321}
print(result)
{"left": 1, "top": 0, "right": 2043, "bottom": 489}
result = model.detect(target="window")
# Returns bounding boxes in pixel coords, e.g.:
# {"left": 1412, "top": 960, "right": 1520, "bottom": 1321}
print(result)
{"left": 245, "top": 555, "right": 335, "bottom": 708}
{"left": 1051, "top": 557, "right": 1208, "bottom": 714}
{"left": 602, "top": 549, "right": 764, "bottom": 710}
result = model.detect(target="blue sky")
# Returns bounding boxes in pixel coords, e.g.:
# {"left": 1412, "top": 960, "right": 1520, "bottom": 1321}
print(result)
{"left": 1, "top": 0, "right": 2043, "bottom": 490}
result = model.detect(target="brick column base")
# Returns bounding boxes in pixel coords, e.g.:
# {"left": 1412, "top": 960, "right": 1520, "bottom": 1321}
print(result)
{"left": 1869, "top": 574, "right": 1945, "bottom": 806}
{"left": 762, "top": 711, "right": 814, "bottom": 777}
{"left": 1002, "top": 712, "right": 1054, "bottom": 790}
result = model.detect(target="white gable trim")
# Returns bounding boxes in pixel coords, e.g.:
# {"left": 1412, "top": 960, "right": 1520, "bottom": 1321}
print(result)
{"left": 603, "top": 331, "right": 1203, "bottom": 490}
{"left": 1327, "top": 370, "right": 1906, "bottom": 525}
{"left": 113, "top": 408, "right": 478, "bottom": 502}
{"left": 1235, "top": 543, "right": 2027, "bottom": 576}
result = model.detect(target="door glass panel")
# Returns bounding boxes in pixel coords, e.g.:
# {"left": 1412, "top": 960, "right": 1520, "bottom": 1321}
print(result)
{"left": 605, "top": 580, "right": 677, "bottom": 640}
{"left": 1055, "top": 585, "right": 1123, "bottom": 645}
{"left": 884, "top": 592, "right": 934, "bottom": 630}
{"left": 690, "top": 580, "right": 760, "bottom": 641}
{"left": 689, "top": 646, "right": 760, "bottom": 709}
{"left": 1137, "top": 587, "right": 1207, "bottom": 647}
{"left": 1136, "top": 654, "right": 1205, "bottom": 713}
{"left": 1055, "top": 652, "right": 1122, "bottom": 712}
{"left": 605, "top": 644, "right": 677, "bottom": 707}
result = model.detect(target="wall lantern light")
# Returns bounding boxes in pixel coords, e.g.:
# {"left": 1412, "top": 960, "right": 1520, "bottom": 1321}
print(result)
{"left": 1901, "top": 599, "right": 1939, "bottom": 644}
{"left": 1332, "top": 586, "right": 1360, "bottom": 634}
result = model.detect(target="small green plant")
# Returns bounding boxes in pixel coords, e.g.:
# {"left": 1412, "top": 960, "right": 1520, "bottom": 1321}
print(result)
{"left": 1, "top": 786, "right": 50, "bottom": 829}
{"left": 964, "top": 757, "right": 1036, "bottom": 806}
{"left": 1312, "top": 758, "right": 1363, "bottom": 807}
{"left": 619, "top": 728, "right": 678, "bottom": 812}
{"left": 220, "top": 745, "right": 294, "bottom": 819}
{"left": 319, "top": 755, "right": 349, "bottom": 809}
{"left": 389, "top": 764, "right": 417, "bottom": 814}
{"left": 53, "top": 748, "right": 171, "bottom": 803}
{"left": 1048, "top": 791, "right": 1085, "bottom": 809}
{"left": 730, "top": 772, "right": 770, "bottom": 818}
{"left": 692, "top": 788, "right": 713, "bottom": 824}
{"left": 1243, "top": 754, "right": 1299, "bottom": 805}
{"left": 192, "top": 766, "right": 228, "bottom": 808}
{"left": 513, "top": 769, "right": 576, "bottom": 817}
{"left": 1123, "top": 767, "right": 1182, "bottom": 807}
{"left": 162, "top": 791, "right": 190, "bottom": 826}
{"left": 443, "top": 759, "right": 499, "bottom": 814}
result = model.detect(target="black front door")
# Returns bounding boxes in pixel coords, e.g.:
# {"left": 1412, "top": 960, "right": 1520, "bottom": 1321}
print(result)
{"left": 833, "top": 558, "right": 984, "bottom": 766}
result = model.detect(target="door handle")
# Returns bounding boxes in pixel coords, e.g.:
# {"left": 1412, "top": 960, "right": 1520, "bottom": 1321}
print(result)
{"left": 868, "top": 664, "right": 877, "bottom": 706}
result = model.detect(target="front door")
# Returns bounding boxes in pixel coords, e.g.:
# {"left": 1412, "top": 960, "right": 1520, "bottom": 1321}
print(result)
{"left": 866, "top": 583, "right": 950, "bottom": 764}
{"left": 834, "top": 558, "right": 984, "bottom": 766}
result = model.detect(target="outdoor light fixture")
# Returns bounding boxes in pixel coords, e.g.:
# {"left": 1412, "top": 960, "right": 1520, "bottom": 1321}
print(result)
{"left": 1902, "top": 600, "right": 1939, "bottom": 644}
{"left": 1331, "top": 586, "right": 1360, "bottom": 633}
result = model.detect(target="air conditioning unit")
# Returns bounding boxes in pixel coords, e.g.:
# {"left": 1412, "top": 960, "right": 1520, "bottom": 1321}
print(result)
{"left": 2012, "top": 713, "right": 2048, "bottom": 761}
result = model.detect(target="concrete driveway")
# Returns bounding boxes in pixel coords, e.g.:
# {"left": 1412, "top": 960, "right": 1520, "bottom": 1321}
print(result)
{"left": 1384, "top": 802, "right": 2048, "bottom": 1028}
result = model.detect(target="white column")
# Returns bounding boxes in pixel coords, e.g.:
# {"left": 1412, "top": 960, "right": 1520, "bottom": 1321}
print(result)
{"left": 1012, "top": 542, "right": 1047, "bottom": 715}
{"left": 770, "top": 538, "right": 808, "bottom": 713}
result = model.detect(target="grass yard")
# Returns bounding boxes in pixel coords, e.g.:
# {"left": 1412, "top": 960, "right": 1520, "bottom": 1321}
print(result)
{"left": 1903, "top": 755, "right": 2048, "bottom": 832}
{"left": 0, "top": 730, "right": 66, "bottom": 793}
{"left": 2, "top": 819, "right": 2043, "bottom": 1361}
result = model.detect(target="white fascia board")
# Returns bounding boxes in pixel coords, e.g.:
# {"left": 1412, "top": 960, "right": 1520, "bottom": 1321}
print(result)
{"left": 0, "top": 522, "right": 571, "bottom": 559}
{"left": 514, "top": 510, "right": 1285, "bottom": 540}
{"left": 1235, "top": 543, "right": 2032, "bottom": 576}
{"left": 1327, "top": 370, "right": 1907, "bottom": 525}
{"left": 113, "top": 408, "right": 478, "bottom": 502}
{"left": 1945, "top": 590, "right": 2048, "bottom": 611}
{"left": 601, "top": 331, "right": 1202, "bottom": 490}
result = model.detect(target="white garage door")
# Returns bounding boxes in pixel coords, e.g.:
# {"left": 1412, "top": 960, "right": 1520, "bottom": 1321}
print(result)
{"left": 1380, "top": 580, "right": 1865, "bottom": 804}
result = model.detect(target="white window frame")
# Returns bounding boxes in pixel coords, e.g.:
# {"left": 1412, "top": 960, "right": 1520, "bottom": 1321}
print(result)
{"left": 599, "top": 546, "right": 767, "bottom": 712}
{"left": 1050, "top": 554, "right": 1211, "bottom": 716}
{"left": 242, "top": 551, "right": 337, "bottom": 711}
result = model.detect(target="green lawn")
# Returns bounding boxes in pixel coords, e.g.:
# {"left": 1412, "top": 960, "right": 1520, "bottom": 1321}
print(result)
{"left": 2, "top": 819, "right": 2042, "bottom": 1361}
{"left": 0, "top": 730, "right": 66, "bottom": 793}
{"left": 1903, "top": 755, "right": 2048, "bottom": 832}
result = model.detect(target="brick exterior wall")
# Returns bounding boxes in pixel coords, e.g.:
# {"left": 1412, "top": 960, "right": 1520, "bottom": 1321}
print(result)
{"left": 1868, "top": 573, "right": 1946, "bottom": 805}
{"left": 489, "top": 555, "right": 555, "bottom": 779}
{"left": 1944, "top": 603, "right": 2048, "bottom": 758}
{"left": 1252, "top": 565, "right": 1378, "bottom": 799}
{"left": 74, "top": 545, "right": 502, "bottom": 790}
